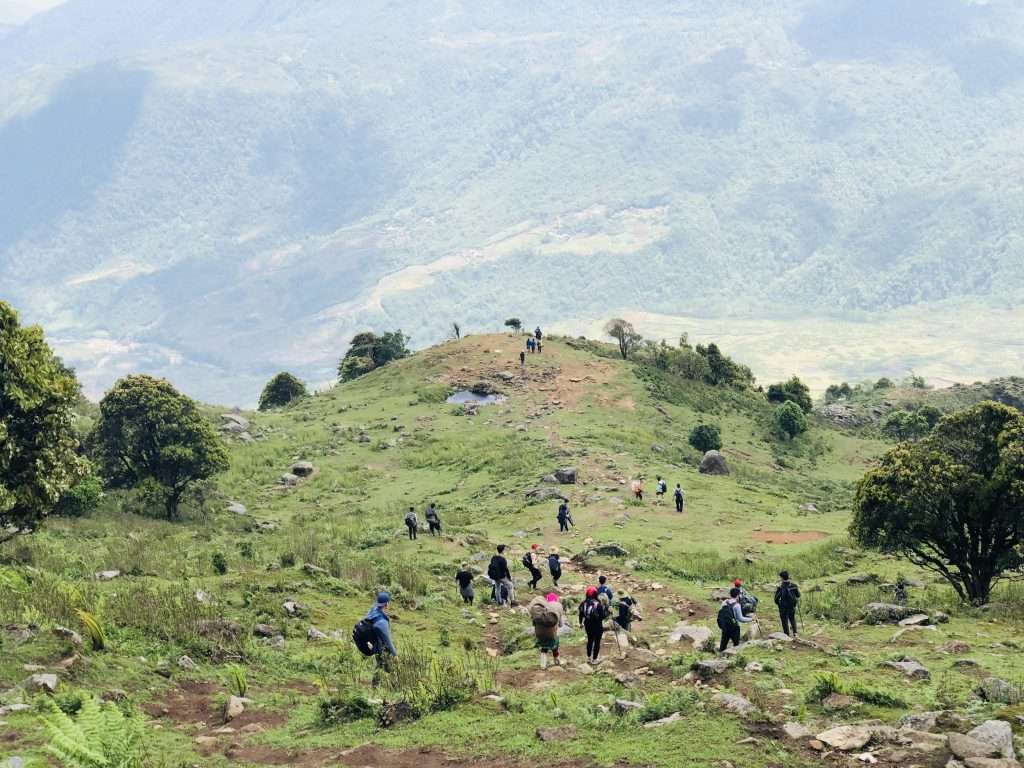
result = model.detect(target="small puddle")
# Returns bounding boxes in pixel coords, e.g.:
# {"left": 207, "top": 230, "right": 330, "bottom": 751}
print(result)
{"left": 446, "top": 390, "right": 507, "bottom": 405}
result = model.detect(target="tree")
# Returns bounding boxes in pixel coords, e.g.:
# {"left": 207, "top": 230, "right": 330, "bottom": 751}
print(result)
{"left": 90, "top": 375, "right": 229, "bottom": 520}
{"left": 604, "top": 318, "right": 643, "bottom": 360}
{"left": 258, "top": 372, "right": 307, "bottom": 411}
{"left": 688, "top": 424, "right": 722, "bottom": 453}
{"left": 695, "top": 343, "right": 754, "bottom": 387}
{"left": 54, "top": 473, "right": 103, "bottom": 518}
{"left": 881, "top": 410, "right": 931, "bottom": 442}
{"left": 825, "top": 382, "right": 853, "bottom": 403}
{"left": 852, "top": 402, "right": 1024, "bottom": 604}
{"left": 767, "top": 376, "right": 813, "bottom": 413}
{"left": 774, "top": 401, "right": 808, "bottom": 440}
{"left": 504, "top": 318, "right": 522, "bottom": 335}
{"left": 0, "top": 301, "right": 88, "bottom": 541}
{"left": 338, "top": 331, "right": 410, "bottom": 381}
{"left": 874, "top": 377, "right": 894, "bottom": 390}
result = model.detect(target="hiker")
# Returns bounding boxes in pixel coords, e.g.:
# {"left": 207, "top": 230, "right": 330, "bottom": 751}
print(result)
{"left": 556, "top": 501, "right": 573, "bottom": 532}
{"left": 404, "top": 507, "right": 418, "bottom": 540}
{"left": 535, "top": 326, "right": 543, "bottom": 341}
{"left": 488, "top": 545, "right": 513, "bottom": 606}
{"left": 611, "top": 595, "right": 640, "bottom": 656}
{"left": 717, "top": 587, "right": 753, "bottom": 652}
{"left": 673, "top": 483, "right": 685, "bottom": 513}
{"left": 630, "top": 478, "right": 644, "bottom": 501}
{"left": 364, "top": 591, "right": 397, "bottom": 660}
{"left": 455, "top": 564, "right": 475, "bottom": 605}
{"left": 597, "top": 575, "right": 613, "bottom": 603}
{"left": 537, "top": 340, "right": 543, "bottom": 354}
{"left": 547, "top": 547, "right": 562, "bottom": 587}
{"left": 579, "top": 586, "right": 609, "bottom": 664}
{"left": 655, "top": 476, "right": 667, "bottom": 503}
{"left": 774, "top": 570, "right": 800, "bottom": 638}
{"left": 523, "top": 543, "right": 544, "bottom": 589}
{"left": 894, "top": 577, "right": 908, "bottom": 606}
{"left": 520, "top": 350, "right": 526, "bottom": 366}
{"left": 733, "top": 579, "right": 758, "bottom": 616}
{"left": 530, "top": 593, "right": 564, "bottom": 669}
{"left": 526, "top": 337, "right": 535, "bottom": 354}
{"left": 425, "top": 503, "right": 441, "bottom": 536}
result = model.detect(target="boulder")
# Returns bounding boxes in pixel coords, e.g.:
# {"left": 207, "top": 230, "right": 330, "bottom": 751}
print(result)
{"left": 963, "top": 758, "right": 1022, "bottom": 768}
{"left": 307, "top": 627, "right": 328, "bottom": 641}
{"left": 23, "top": 674, "right": 58, "bottom": 694}
{"left": 0, "top": 704, "right": 30, "bottom": 716}
{"left": 783, "top": 722, "right": 813, "bottom": 740}
{"left": 291, "top": 461, "right": 315, "bottom": 477}
{"left": 524, "top": 487, "right": 568, "bottom": 504}
{"left": 816, "top": 725, "right": 874, "bottom": 752}
{"left": 302, "top": 563, "right": 328, "bottom": 577}
{"left": 197, "top": 619, "right": 243, "bottom": 639}
{"left": 823, "top": 693, "right": 855, "bottom": 711}
{"left": 553, "top": 468, "right": 578, "bottom": 484}
{"left": 94, "top": 570, "right": 121, "bottom": 581}
{"left": 699, "top": 450, "right": 730, "bottom": 476}
{"left": 712, "top": 692, "right": 757, "bottom": 716}
{"left": 643, "top": 712, "right": 683, "bottom": 728}
{"left": 589, "top": 543, "right": 629, "bottom": 558}
{"left": 894, "top": 729, "right": 949, "bottom": 753}
{"left": 177, "top": 655, "right": 198, "bottom": 671}
{"left": 614, "top": 699, "right": 644, "bottom": 714}
{"left": 253, "top": 623, "right": 278, "bottom": 638}
{"left": 898, "top": 614, "right": 931, "bottom": 627}
{"left": 767, "top": 632, "right": 794, "bottom": 642}
{"left": 668, "top": 622, "right": 711, "bottom": 649}
{"left": 536, "top": 725, "right": 577, "bottom": 742}
{"left": 847, "top": 573, "right": 878, "bottom": 585}
{"left": 978, "top": 678, "right": 1024, "bottom": 705}
{"left": 900, "top": 710, "right": 971, "bottom": 733}
{"left": 52, "top": 626, "right": 82, "bottom": 646}
{"left": 220, "top": 413, "right": 250, "bottom": 432}
{"left": 226, "top": 501, "right": 247, "bottom": 515}
{"left": 883, "top": 659, "right": 931, "bottom": 680}
{"left": 282, "top": 600, "right": 307, "bottom": 617}
{"left": 224, "top": 695, "right": 251, "bottom": 721}
{"left": 890, "top": 625, "right": 938, "bottom": 641}
{"left": 693, "top": 659, "right": 733, "bottom": 678}
{"left": 863, "top": 603, "right": 918, "bottom": 624}
{"left": 279, "top": 473, "right": 299, "bottom": 486}
{"left": 949, "top": 734, "right": 1003, "bottom": 761}
{"left": 967, "top": 721, "right": 1015, "bottom": 760}
{"left": 932, "top": 611, "right": 951, "bottom": 624}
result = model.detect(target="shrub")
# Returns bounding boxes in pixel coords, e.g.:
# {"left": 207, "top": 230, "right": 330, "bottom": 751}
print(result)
{"left": 78, "top": 609, "right": 107, "bottom": 651}
{"left": 633, "top": 690, "right": 699, "bottom": 723}
{"left": 774, "top": 401, "right": 808, "bottom": 440}
{"left": 767, "top": 376, "right": 813, "bottom": 413}
{"left": 211, "top": 552, "right": 228, "bottom": 575}
{"left": 258, "top": 372, "right": 307, "bottom": 411}
{"left": 376, "top": 646, "right": 497, "bottom": 718}
{"left": 54, "top": 474, "right": 103, "bottom": 518}
{"left": 39, "top": 696, "right": 144, "bottom": 768}
{"left": 224, "top": 664, "right": 248, "bottom": 697}
{"left": 688, "top": 424, "right": 722, "bottom": 453}
{"left": 319, "top": 693, "right": 379, "bottom": 725}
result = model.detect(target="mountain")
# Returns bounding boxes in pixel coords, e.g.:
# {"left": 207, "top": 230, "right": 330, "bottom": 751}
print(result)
{"left": 2, "top": 0, "right": 1023, "bottom": 403}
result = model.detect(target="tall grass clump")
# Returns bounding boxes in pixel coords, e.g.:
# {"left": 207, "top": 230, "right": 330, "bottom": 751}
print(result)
{"left": 376, "top": 645, "right": 497, "bottom": 718}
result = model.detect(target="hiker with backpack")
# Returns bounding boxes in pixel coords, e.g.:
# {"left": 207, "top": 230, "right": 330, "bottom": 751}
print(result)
{"left": 535, "top": 326, "right": 543, "bottom": 341}
{"left": 353, "top": 591, "right": 397, "bottom": 662}
{"left": 523, "top": 544, "right": 544, "bottom": 590}
{"left": 655, "top": 476, "right": 667, "bottom": 504}
{"left": 488, "top": 545, "right": 513, "bottom": 606}
{"left": 597, "top": 575, "right": 613, "bottom": 603}
{"left": 733, "top": 579, "right": 758, "bottom": 616}
{"left": 547, "top": 547, "right": 562, "bottom": 587}
{"left": 717, "top": 587, "right": 754, "bottom": 652}
{"left": 529, "top": 593, "right": 564, "bottom": 669}
{"left": 774, "top": 570, "right": 801, "bottom": 638}
{"left": 404, "top": 507, "right": 418, "bottom": 540}
{"left": 520, "top": 350, "right": 526, "bottom": 366}
{"left": 611, "top": 595, "right": 641, "bottom": 657}
{"left": 537, "top": 340, "right": 543, "bottom": 354}
{"left": 425, "top": 503, "right": 441, "bottom": 536}
{"left": 455, "top": 563, "right": 475, "bottom": 605}
{"left": 674, "top": 483, "right": 685, "bottom": 514}
{"left": 579, "top": 586, "right": 610, "bottom": 665}
{"left": 556, "top": 501, "right": 573, "bottom": 532}
{"left": 630, "top": 478, "right": 644, "bottom": 501}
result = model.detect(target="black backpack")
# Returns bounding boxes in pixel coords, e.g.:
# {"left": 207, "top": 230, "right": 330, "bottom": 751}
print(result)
{"left": 717, "top": 602, "right": 738, "bottom": 631}
{"left": 522, "top": 553, "right": 533, "bottom": 569}
{"left": 776, "top": 583, "right": 799, "bottom": 609}
{"left": 487, "top": 556, "right": 503, "bottom": 581}
{"left": 352, "top": 619, "right": 377, "bottom": 657}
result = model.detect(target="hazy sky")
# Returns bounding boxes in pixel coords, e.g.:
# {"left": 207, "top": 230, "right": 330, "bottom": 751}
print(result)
{"left": 0, "top": 0, "right": 64, "bottom": 25}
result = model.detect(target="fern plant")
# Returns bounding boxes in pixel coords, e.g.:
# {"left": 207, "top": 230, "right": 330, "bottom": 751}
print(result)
{"left": 40, "top": 696, "right": 143, "bottom": 768}
{"left": 225, "top": 664, "right": 248, "bottom": 697}
{"left": 77, "top": 610, "right": 106, "bottom": 651}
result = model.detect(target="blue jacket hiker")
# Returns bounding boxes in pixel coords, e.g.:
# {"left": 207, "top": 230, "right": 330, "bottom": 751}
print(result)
{"left": 365, "top": 592, "right": 397, "bottom": 657}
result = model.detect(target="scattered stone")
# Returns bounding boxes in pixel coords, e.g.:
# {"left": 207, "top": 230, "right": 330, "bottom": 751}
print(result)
{"left": 883, "top": 659, "right": 931, "bottom": 680}
{"left": 220, "top": 413, "right": 250, "bottom": 432}
{"left": 712, "top": 692, "right": 756, "bottom": 716}
{"left": 262, "top": 635, "right": 285, "bottom": 649}
{"left": 101, "top": 690, "right": 128, "bottom": 703}
{"left": 863, "top": 603, "right": 918, "bottom": 623}
{"left": 253, "top": 624, "right": 277, "bottom": 638}
{"left": 302, "top": 563, "right": 328, "bottom": 577}
{"left": 0, "top": 704, "right": 30, "bottom": 716}
{"left": 898, "top": 614, "right": 931, "bottom": 627}
{"left": 536, "top": 725, "right": 577, "bottom": 742}
{"left": 890, "top": 625, "right": 938, "bottom": 641}
{"left": 291, "top": 461, "right": 315, "bottom": 477}
{"left": 856, "top": 754, "right": 878, "bottom": 765}
{"left": 953, "top": 659, "right": 980, "bottom": 669}
{"left": 963, "top": 758, "right": 1022, "bottom": 768}
{"left": 615, "top": 671, "right": 638, "bottom": 686}
{"left": 895, "top": 729, "right": 949, "bottom": 753}
{"left": 589, "top": 543, "right": 629, "bottom": 557}
{"left": 942, "top": 641, "right": 972, "bottom": 654}
{"left": 823, "top": 693, "right": 855, "bottom": 711}
{"left": 177, "top": 655, "right": 197, "bottom": 671}
{"left": 226, "top": 501, "right": 247, "bottom": 515}
{"left": 693, "top": 659, "right": 733, "bottom": 678}
{"left": 668, "top": 622, "right": 711, "bottom": 649}
{"left": 224, "top": 696, "right": 252, "bottom": 721}
{"left": 282, "top": 600, "right": 307, "bottom": 617}
{"left": 932, "top": 611, "right": 951, "bottom": 624}
{"left": 194, "top": 589, "right": 213, "bottom": 604}
{"left": 783, "top": 722, "right": 813, "bottom": 740}
{"left": 699, "top": 450, "right": 730, "bottom": 476}
{"left": 52, "top": 626, "right": 82, "bottom": 646}
{"left": 949, "top": 734, "right": 1002, "bottom": 761}
{"left": 967, "top": 721, "right": 1015, "bottom": 760}
{"left": 643, "top": 712, "right": 683, "bottom": 728}
{"left": 614, "top": 699, "right": 644, "bottom": 714}
{"left": 197, "top": 619, "right": 243, "bottom": 639}
{"left": 766, "top": 632, "right": 794, "bottom": 642}
{"left": 23, "top": 674, "right": 58, "bottom": 694}
{"left": 978, "top": 678, "right": 1024, "bottom": 705}
{"left": 900, "top": 710, "right": 972, "bottom": 733}
{"left": 279, "top": 473, "right": 299, "bottom": 486}
{"left": 816, "top": 725, "right": 874, "bottom": 752}
{"left": 307, "top": 627, "right": 328, "bottom": 641}
{"left": 94, "top": 570, "right": 121, "bottom": 581}
{"left": 524, "top": 487, "right": 568, "bottom": 503}
{"left": 847, "top": 573, "right": 878, "bottom": 585}
{"left": 553, "top": 468, "right": 577, "bottom": 484}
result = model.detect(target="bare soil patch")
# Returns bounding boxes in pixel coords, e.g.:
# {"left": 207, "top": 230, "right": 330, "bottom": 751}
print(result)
{"left": 339, "top": 745, "right": 597, "bottom": 768}
{"left": 751, "top": 530, "right": 829, "bottom": 545}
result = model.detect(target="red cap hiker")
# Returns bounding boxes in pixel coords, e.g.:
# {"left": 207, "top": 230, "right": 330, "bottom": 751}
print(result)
{"left": 586, "top": 586, "right": 598, "bottom": 598}
{"left": 734, "top": 579, "right": 743, "bottom": 587}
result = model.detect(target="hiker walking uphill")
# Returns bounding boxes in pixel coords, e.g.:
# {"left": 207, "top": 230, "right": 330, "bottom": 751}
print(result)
{"left": 597, "top": 575, "right": 613, "bottom": 603}
{"left": 611, "top": 595, "right": 641, "bottom": 656}
{"left": 674, "top": 483, "right": 685, "bottom": 514}
{"left": 717, "top": 587, "right": 754, "bottom": 651}
{"left": 425, "top": 503, "right": 441, "bottom": 536}
{"left": 630, "top": 478, "right": 644, "bottom": 501}
{"left": 520, "top": 350, "right": 526, "bottom": 366}
{"left": 579, "top": 586, "right": 610, "bottom": 664}
{"left": 547, "top": 547, "right": 562, "bottom": 587}
{"left": 455, "top": 564, "right": 475, "bottom": 605}
{"left": 488, "top": 545, "right": 513, "bottom": 606}
{"left": 353, "top": 592, "right": 397, "bottom": 662}
{"left": 556, "top": 501, "right": 573, "bottom": 532}
{"left": 523, "top": 544, "right": 544, "bottom": 590}
{"left": 733, "top": 579, "right": 758, "bottom": 616}
{"left": 774, "top": 570, "right": 801, "bottom": 638}
{"left": 530, "top": 593, "right": 564, "bottom": 669}
{"left": 404, "top": 507, "right": 418, "bottom": 540}
{"left": 655, "top": 476, "right": 667, "bottom": 504}
{"left": 534, "top": 326, "right": 543, "bottom": 341}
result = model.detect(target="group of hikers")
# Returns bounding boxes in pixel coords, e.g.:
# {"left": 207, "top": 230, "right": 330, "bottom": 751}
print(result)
{"left": 715, "top": 572, "right": 801, "bottom": 651}
{"left": 630, "top": 475, "right": 686, "bottom": 513}
{"left": 403, "top": 503, "right": 442, "bottom": 540}
{"left": 520, "top": 326, "right": 544, "bottom": 363}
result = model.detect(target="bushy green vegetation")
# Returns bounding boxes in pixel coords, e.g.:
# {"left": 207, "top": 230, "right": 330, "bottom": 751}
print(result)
{"left": 258, "top": 372, "right": 308, "bottom": 411}
{"left": 338, "top": 331, "right": 411, "bottom": 381}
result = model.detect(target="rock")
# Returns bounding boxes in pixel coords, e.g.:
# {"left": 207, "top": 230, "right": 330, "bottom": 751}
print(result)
{"left": 226, "top": 501, "right": 247, "bottom": 515}
{"left": 279, "top": 473, "right": 299, "bottom": 486}
{"left": 614, "top": 699, "right": 644, "bottom": 715}
{"left": 194, "top": 589, "right": 213, "bottom": 604}
{"left": 967, "top": 721, "right": 1015, "bottom": 760}
{"left": 847, "top": 573, "right": 878, "bottom": 585}
{"left": 282, "top": 600, "right": 307, "bottom": 617}
{"left": 856, "top": 754, "right": 878, "bottom": 765}
{"left": 541, "top": 474, "right": 558, "bottom": 484}
{"left": 177, "top": 655, "right": 197, "bottom": 671}
{"left": 668, "top": 622, "right": 711, "bottom": 649}
{"left": 23, "top": 674, "right": 58, "bottom": 694}
{"left": 101, "top": 690, "right": 128, "bottom": 703}
{"left": 898, "top": 614, "right": 931, "bottom": 627}
{"left": 302, "top": 563, "right": 328, "bottom": 576}
{"left": 783, "top": 722, "right": 813, "bottom": 740}
{"left": 643, "top": 712, "right": 683, "bottom": 728}
{"left": 932, "top": 611, "right": 951, "bottom": 624}
{"left": 890, "top": 625, "right": 938, "bottom": 641}
{"left": 0, "top": 704, "right": 30, "bottom": 716}
{"left": 900, "top": 710, "right": 971, "bottom": 733}
{"left": 883, "top": 659, "right": 931, "bottom": 680}
{"left": 94, "top": 570, "right": 121, "bottom": 581}
{"left": 766, "top": 632, "right": 794, "bottom": 642}
{"left": 52, "top": 626, "right": 82, "bottom": 646}
{"left": 942, "top": 641, "right": 972, "bottom": 654}
{"left": 220, "top": 413, "right": 250, "bottom": 432}
{"left": 863, "top": 603, "right": 918, "bottom": 623}
{"left": 553, "top": 468, "right": 577, "bottom": 484}
{"left": 615, "top": 672, "right": 638, "bottom": 686}
{"left": 950, "top": 734, "right": 1003, "bottom": 761}
{"left": 963, "top": 758, "right": 1022, "bottom": 768}
{"left": 291, "top": 461, "right": 315, "bottom": 477}
{"left": 710, "top": 588, "right": 731, "bottom": 601}
{"left": 197, "top": 619, "right": 243, "bottom": 639}
{"left": 896, "top": 729, "right": 949, "bottom": 752}
{"left": 799, "top": 503, "right": 819, "bottom": 512}
{"left": 224, "top": 695, "right": 251, "bottom": 720}
{"left": 816, "top": 725, "right": 874, "bottom": 751}
{"left": 699, "top": 450, "right": 730, "bottom": 476}
{"left": 978, "top": 678, "right": 1024, "bottom": 705}
{"left": 253, "top": 623, "right": 277, "bottom": 638}
{"left": 712, "top": 692, "right": 756, "bottom": 716}
{"left": 953, "top": 659, "right": 980, "bottom": 668}
{"left": 536, "top": 725, "right": 577, "bottom": 742}
{"left": 307, "top": 627, "right": 328, "bottom": 641}
{"left": 262, "top": 635, "right": 285, "bottom": 649}
{"left": 524, "top": 487, "right": 568, "bottom": 503}
{"left": 693, "top": 659, "right": 733, "bottom": 678}
{"left": 823, "top": 693, "right": 855, "bottom": 711}
{"left": 589, "top": 543, "right": 629, "bottom": 558}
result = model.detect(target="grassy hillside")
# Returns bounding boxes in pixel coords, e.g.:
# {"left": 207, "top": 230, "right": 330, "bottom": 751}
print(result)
{"left": 4, "top": 335, "right": 1024, "bottom": 767}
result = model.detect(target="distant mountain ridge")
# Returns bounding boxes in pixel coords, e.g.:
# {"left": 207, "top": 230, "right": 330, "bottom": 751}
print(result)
{"left": 1, "top": 0, "right": 1023, "bottom": 403}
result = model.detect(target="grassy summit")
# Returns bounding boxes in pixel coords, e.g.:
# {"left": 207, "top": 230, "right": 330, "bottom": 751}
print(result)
{"left": 3, "top": 335, "right": 1023, "bottom": 767}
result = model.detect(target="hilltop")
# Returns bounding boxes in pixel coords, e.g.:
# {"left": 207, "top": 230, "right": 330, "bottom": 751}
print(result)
{"left": 6, "top": 334, "right": 1024, "bottom": 768}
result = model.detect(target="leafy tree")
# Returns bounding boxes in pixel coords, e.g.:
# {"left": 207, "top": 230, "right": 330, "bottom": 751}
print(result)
{"left": 774, "top": 401, "right": 808, "bottom": 440}
{"left": 881, "top": 411, "right": 931, "bottom": 442}
{"left": 54, "top": 473, "right": 103, "bottom": 518}
{"left": 874, "top": 377, "right": 894, "bottom": 390}
{"left": 908, "top": 374, "right": 929, "bottom": 389}
{"left": 90, "top": 375, "right": 229, "bottom": 520}
{"left": 767, "top": 375, "right": 813, "bottom": 413}
{"left": 258, "top": 372, "right": 307, "bottom": 411}
{"left": 338, "top": 331, "right": 410, "bottom": 381}
{"left": 825, "top": 382, "right": 853, "bottom": 403}
{"left": 504, "top": 318, "right": 522, "bottom": 335}
{"left": 852, "top": 402, "right": 1024, "bottom": 604}
{"left": 0, "top": 301, "right": 88, "bottom": 542}
{"left": 695, "top": 343, "right": 754, "bottom": 387}
{"left": 688, "top": 424, "right": 722, "bottom": 453}
{"left": 918, "top": 405, "right": 942, "bottom": 429}
{"left": 605, "top": 318, "right": 643, "bottom": 359}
